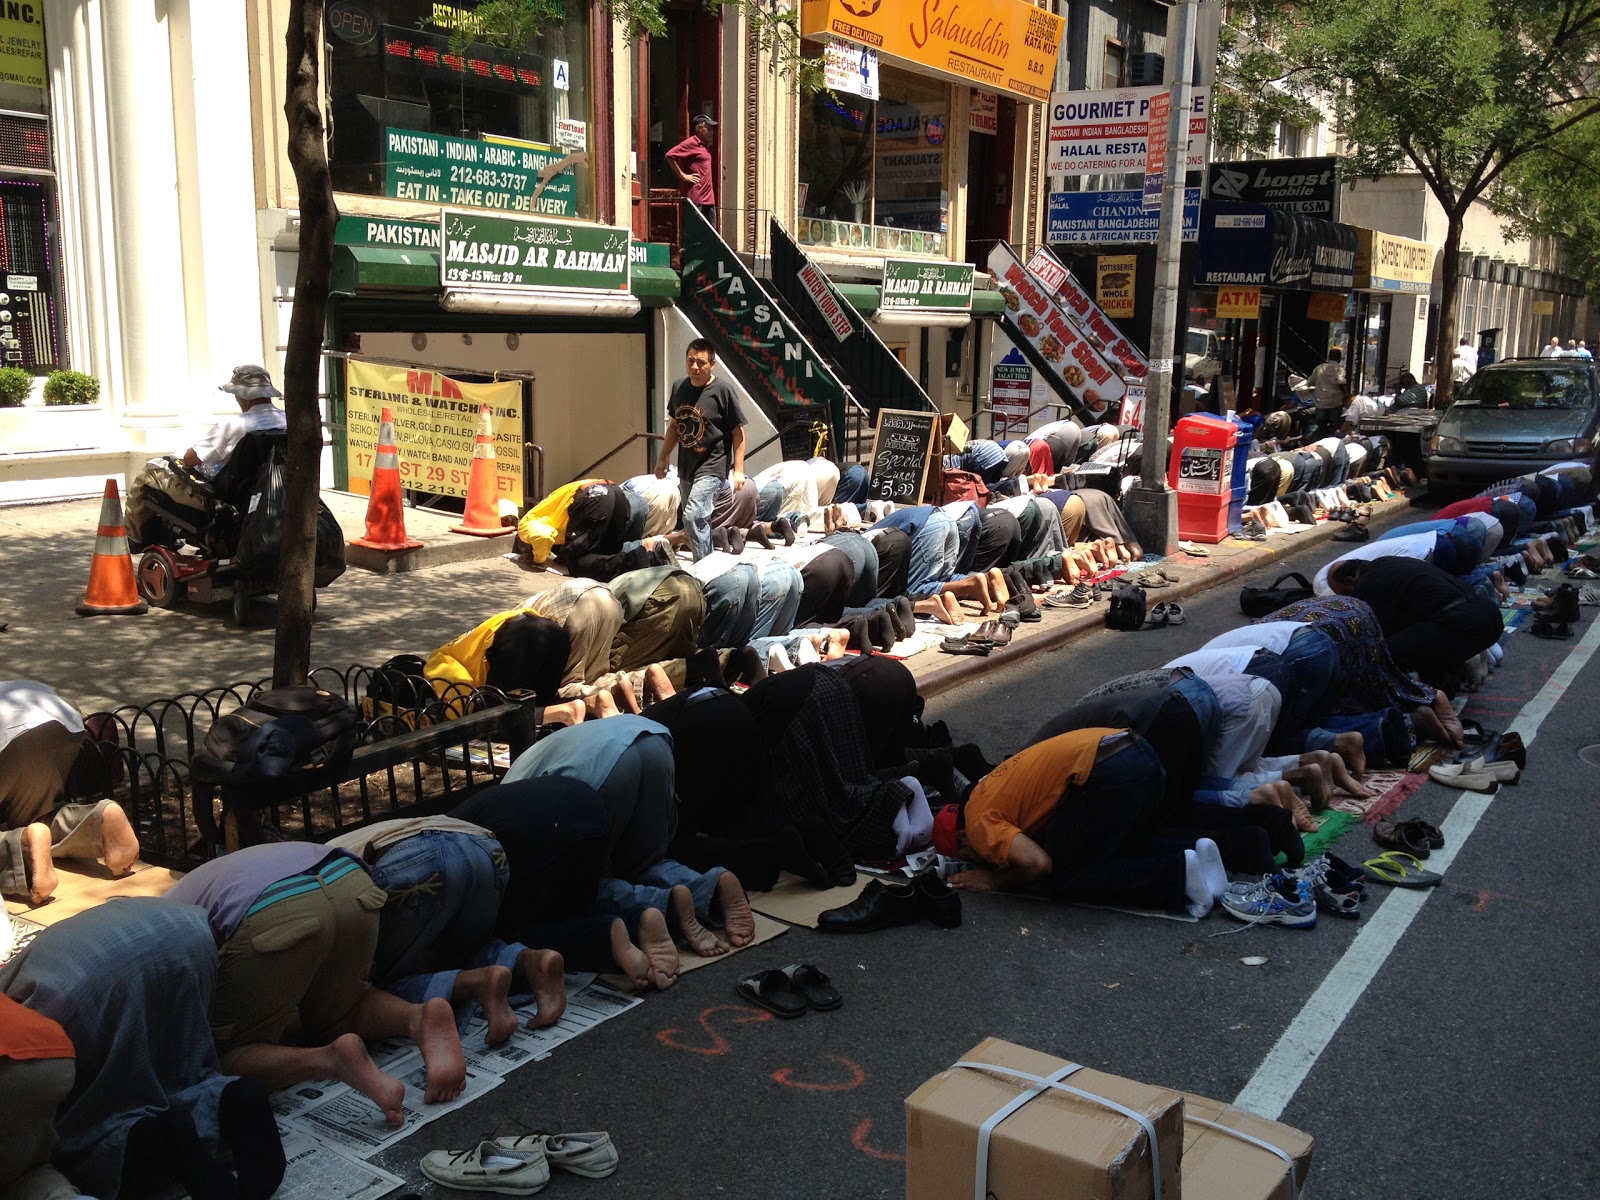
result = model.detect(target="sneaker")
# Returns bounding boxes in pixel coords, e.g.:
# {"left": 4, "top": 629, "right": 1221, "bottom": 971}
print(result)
{"left": 422, "top": 1141, "right": 551, "bottom": 1195}
{"left": 494, "top": 1132, "right": 619, "bottom": 1179}
{"left": 1220, "top": 874, "right": 1318, "bottom": 928}
{"left": 1286, "top": 856, "right": 1362, "bottom": 918}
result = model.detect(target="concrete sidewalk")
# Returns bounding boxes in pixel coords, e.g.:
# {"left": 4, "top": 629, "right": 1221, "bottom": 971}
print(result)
{"left": 0, "top": 489, "right": 1421, "bottom": 713}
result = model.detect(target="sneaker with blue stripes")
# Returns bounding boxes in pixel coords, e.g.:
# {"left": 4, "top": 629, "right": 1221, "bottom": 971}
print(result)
{"left": 1220, "top": 873, "right": 1318, "bottom": 928}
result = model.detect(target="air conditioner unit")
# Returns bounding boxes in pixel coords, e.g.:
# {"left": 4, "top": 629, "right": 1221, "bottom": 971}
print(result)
{"left": 1129, "top": 53, "right": 1164, "bottom": 85}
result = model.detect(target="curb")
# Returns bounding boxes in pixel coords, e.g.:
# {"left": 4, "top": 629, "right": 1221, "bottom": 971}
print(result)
{"left": 914, "top": 493, "right": 1423, "bottom": 701}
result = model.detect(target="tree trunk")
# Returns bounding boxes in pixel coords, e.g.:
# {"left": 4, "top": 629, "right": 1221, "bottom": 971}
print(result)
{"left": 1431, "top": 213, "right": 1464, "bottom": 408}
{"left": 274, "top": 0, "right": 338, "bottom": 687}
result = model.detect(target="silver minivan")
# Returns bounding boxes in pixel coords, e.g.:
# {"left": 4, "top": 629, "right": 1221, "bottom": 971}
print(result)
{"left": 1428, "top": 359, "right": 1600, "bottom": 491}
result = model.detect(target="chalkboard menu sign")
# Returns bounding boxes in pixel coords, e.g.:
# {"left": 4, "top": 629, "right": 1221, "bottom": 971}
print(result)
{"left": 868, "top": 408, "right": 939, "bottom": 502}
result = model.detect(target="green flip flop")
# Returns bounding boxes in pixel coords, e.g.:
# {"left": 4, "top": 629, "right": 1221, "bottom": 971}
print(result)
{"left": 1360, "top": 851, "right": 1442, "bottom": 888}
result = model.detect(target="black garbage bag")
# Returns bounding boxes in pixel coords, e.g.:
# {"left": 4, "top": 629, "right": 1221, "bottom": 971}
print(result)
{"left": 235, "top": 450, "right": 347, "bottom": 590}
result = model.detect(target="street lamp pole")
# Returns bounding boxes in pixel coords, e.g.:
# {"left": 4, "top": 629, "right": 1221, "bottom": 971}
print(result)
{"left": 1124, "top": 0, "right": 1201, "bottom": 556}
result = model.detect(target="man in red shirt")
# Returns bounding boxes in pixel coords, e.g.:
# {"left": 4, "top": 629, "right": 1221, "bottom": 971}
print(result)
{"left": 666, "top": 115, "right": 719, "bottom": 226}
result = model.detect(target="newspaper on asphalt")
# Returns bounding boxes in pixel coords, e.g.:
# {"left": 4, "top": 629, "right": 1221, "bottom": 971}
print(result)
{"left": 274, "top": 1128, "right": 405, "bottom": 1200}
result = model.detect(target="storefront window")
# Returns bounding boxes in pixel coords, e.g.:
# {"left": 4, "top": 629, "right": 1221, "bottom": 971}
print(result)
{"left": 797, "top": 55, "right": 950, "bottom": 256}
{"left": 327, "top": 1, "right": 594, "bottom": 220}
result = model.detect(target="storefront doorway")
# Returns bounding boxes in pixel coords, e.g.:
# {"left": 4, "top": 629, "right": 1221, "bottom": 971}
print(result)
{"left": 631, "top": 2, "right": 722, "bottom": 250}
{"left": 964, "top": 94, "right": 1016, "bottom": 261}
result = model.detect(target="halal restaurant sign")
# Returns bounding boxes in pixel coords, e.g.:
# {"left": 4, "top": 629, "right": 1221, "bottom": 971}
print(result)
{"left": 801, "top": 0, "right": 1064, "bottom": 104}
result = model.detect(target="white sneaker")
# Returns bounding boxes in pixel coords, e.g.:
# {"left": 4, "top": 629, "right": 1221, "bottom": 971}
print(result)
{"left": 421, "top": 1141, "right": 550, "bottom": 1195}
{"left": 494, "top": 1132, "right": 619, "bottom": 1179}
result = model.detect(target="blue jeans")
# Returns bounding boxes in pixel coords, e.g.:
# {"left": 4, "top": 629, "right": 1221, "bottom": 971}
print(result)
{"left": 681, "top": 472, "right": 724, "bottom": 560}
{"left": 755, "top": 560, "right": 802, "bottom": 637}
{"left": 835, "top": 462, "right": 870, "bottom": 505}
{"left": 700, "top": 564, "right": 759, "bottom": 649}
{"left": 365, "top": 830, "right": 525, "bottom": 1010}
{"left": 595, "top": 858, "right": 726, "bottom": 929}
{"left": 1267, "top": 628, "right": 1340, "bottom": 752}
{"left": 1433, "top": 522, "right": 1488, "bottom": 575}
{"left": 907, "top": 510, "right": 961, "bottom": 596}
{"left": 757, "top": 482, "right": 785, "bottom": 523}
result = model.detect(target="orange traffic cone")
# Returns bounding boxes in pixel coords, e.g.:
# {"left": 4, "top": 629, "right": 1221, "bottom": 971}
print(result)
{"left": 451, "top": 403, "right": 513, "bottom": 537}
{"left": 76, "top": 479, "right": 149, "bottom": 616}
{"left": 352, "top": 407, "right": 424, "bottom": 551}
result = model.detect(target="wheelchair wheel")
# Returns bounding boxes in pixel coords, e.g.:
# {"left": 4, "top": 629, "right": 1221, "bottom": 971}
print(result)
{"left": 231, "top": 587, "right": 252, "bottom": 628}
{"left": 137, "top": 551, "right": 182, "bottom": 608}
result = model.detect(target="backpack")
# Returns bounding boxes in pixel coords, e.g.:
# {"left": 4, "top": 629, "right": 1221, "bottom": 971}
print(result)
{"left": 190, "top": 685, "right": 359, "bottom": 786}
{"left": 1105, "top": 582, "right": 1147, "bottom": 631}
{"left": 940, "top": 469, "right": 990, "bottom": 507}
{"left": 1239, "top": 571, "right": 1314, "bottom": 618}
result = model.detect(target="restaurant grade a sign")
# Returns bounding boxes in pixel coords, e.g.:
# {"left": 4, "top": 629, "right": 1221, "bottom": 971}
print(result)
{"left": 801, "top": 0, "right": 1064, "bottom": 104}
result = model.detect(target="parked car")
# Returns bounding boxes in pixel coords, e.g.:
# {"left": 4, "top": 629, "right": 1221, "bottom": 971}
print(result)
{"left": 1428, "top": 358, "right": 1600, "bottom": 492}
{"left": 1185, "top": 328, "right": 1222, "bottom": 383}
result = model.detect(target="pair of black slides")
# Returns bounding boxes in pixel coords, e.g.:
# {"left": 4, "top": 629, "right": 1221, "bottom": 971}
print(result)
{"left": 737, "top": 963, "right": 842, "bottom": 1018}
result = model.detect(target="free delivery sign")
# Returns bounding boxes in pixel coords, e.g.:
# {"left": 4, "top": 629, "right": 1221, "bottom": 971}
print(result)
{"left": 1047, "top": 85, "right": 1209, "bottom": 176}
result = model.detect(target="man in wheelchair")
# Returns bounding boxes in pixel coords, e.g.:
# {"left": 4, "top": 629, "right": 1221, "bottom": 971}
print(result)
{"left": 127, "top": 365, "right": 287, "bottom": 551}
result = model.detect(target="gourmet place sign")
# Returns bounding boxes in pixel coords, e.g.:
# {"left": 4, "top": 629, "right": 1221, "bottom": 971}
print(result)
{"left": 1047, "top": 85, "right": 1210, "bottom": 176}
{"left": 987, "top": 242, "right": 1127, "bottom": 409}
{"left": 801, "top": 0, "right": 1064, "bottom": 104}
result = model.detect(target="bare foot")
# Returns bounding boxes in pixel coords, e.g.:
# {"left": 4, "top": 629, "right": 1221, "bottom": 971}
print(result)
{"left": 1061, "top": 552, "right": 1080, "bottom": 584}
{"left": 540, "top": 699, "right": 584, "bottom": 727}
{"left": 586, "top": 690, "right": 618, "bottom": 720}
{"left": 642, "top": 664, "right": 675, "bottom": 706}
{"left": 412, "top": 997, "right": 467, "bottom": 1103}
{"left": 715, "top": 872, "right": 757, "bottom": 948}
{"left": 454, "top": 965, "right": 518, "bottom": 1046}
{"left": 22, "top": 823, "right": 57, "bottom": 905}
{"left": 822, "top": 631, "right": 849, "bottom": 660}
{"left": 669, "top": 884, "right": 725, "bottom": 957}
{"left": 1431, "top": 690, "right": 1465, "bottom": 748}
{"left": 328, "top": 1032, "right": 407, "bottom": 1126}
{"left": 99, "top": 801, "right": 140, "bottom": 877}
{"left": 636, "top": 907, "right": 680, "bottom": 989}
{"left": 987, "top": 568, "right": 1010, "bottom": 608}
{"left": 609, "top": 917, "right": 653, "bottom": 990}
{"left": 939, "top": 593, "right": 965, "bottom": 624}
{"left": 515, "top": 947, "right": 567, "bottom": 1029}
{"left": 612, "top": 677, "right": 641, "bottom": 714}
{"left": 1411, "top": 703, "right": 1450, "bottom": 746}
{"left": 1330, "top": 731, "right": 1368, "bottom": 783}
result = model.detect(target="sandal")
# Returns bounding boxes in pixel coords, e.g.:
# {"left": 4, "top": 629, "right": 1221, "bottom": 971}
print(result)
{"left": 736, "top": 968, "right": 808, "bottom": 1018}
{"left": 778, "top": 963, "right": 843, "bottom": 1011}
{"left": 1360, "top": 851, "right": 1442, "bottom": 888}
{"left": 1373, "top": 819, "right": 1430, "bottom": 858}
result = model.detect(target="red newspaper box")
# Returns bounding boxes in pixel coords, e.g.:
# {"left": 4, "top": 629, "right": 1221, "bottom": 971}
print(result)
{"left": 1169, "top": 414, "right": 1238, "bottom": 543}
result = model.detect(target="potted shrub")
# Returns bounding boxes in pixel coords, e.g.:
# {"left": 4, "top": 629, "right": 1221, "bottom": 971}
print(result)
{"left": 43, "top": 369, "right": 100, "bottom": 406}
{"left": 0, "top": 365, "right": 30, "bottom": 407}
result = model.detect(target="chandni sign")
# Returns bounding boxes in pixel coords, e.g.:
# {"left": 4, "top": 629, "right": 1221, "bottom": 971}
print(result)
{"left": 800, "top": 0, "right": 1065, "bottom": 103}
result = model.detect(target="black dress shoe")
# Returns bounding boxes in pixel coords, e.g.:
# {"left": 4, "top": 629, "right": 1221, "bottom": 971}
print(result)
{"left": 817, "top": 880, "right": 921, "bottom": 932}
{"left": 914, "top": 874, "right": 962, "bottom": 927}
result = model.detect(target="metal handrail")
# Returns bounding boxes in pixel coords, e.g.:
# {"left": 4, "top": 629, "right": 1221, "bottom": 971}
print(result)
{"left": 567, "top": 431, "right": 667, "bottom": 485}
{"left": 524, "top": 442, "right": 545, "bottom": 503}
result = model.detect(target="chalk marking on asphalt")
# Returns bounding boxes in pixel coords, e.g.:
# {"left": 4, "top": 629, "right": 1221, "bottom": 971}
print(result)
{"left": 1233, "top": 613, "right": 1600, "bottom": 1121}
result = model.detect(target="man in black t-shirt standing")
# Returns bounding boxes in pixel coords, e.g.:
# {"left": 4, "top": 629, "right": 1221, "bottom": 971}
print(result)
{"left": 655, "top": 338, "right": 748, "bottom": 560}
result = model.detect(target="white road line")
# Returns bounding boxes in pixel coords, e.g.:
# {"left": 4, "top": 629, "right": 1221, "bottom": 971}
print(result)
{"left": 1232, "top": 613, "right": 1600, "bottom": 1121}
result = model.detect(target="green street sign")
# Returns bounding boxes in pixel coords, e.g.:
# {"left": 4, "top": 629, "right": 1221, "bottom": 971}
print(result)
{"left": 334, "top": 216, "right": 442, "bottom": 250}
{"left": 385, "top": 127, "right": 580, "bottom": 218}
{"left": 440, "top": 211, "right": 631, "bottom": 292}
{"left": 881, "top": 259, "right": 975, "bottom": 311}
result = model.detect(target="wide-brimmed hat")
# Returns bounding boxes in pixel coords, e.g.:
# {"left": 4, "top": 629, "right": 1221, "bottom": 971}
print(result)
{"left": 220, "top": 365, "right": 281, "bottom": 401}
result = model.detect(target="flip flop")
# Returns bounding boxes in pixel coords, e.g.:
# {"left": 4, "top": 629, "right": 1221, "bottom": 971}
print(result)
{"left": 778, "top": 963, "right": 843, "bottom": 1011}
{"left": 1360, "top": 851, "right": 1442, "bottom": 888}
{"left": 737, "top": 969, "right": 808, "bottom": 1018}
{"left": 1177, "top": 540, "right": 1210, "bottom": 557}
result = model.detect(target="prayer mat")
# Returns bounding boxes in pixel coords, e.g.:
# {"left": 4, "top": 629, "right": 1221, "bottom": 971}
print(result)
{"left": 1326, "top": 769, "right": 1425, "bottom": 825}
{"left": 1291, "top": 809, "right": 1356, "bottom": 863}
{"left": 5, "top": 861, "right": 182, "bottom": 927}
{"left": 749, "top": 871, "right": 870, "bottom": 929}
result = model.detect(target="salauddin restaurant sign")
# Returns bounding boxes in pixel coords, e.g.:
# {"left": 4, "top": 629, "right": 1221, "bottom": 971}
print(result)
{"left": 801, "top": 0, "right": 1065, "bottom": 103}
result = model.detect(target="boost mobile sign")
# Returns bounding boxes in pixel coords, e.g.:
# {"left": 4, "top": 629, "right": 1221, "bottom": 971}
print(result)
{"left": 1207, "top": 156, "right": 1339, "bottom": 217}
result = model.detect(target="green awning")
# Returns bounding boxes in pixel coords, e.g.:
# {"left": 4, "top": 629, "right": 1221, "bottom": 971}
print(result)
{"left": 971, "top": 290, "right": 1005, "bottom": 317}
{"left": 331, "top": 245, "right": 439, "bottom": 293}
{"left": 629, "top": 263, "right": 679, "bottom": 306}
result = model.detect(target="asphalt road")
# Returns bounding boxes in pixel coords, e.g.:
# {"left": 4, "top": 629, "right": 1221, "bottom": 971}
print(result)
{"left": 373, "top": 518, "right": 1600, "bottom": 1200}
